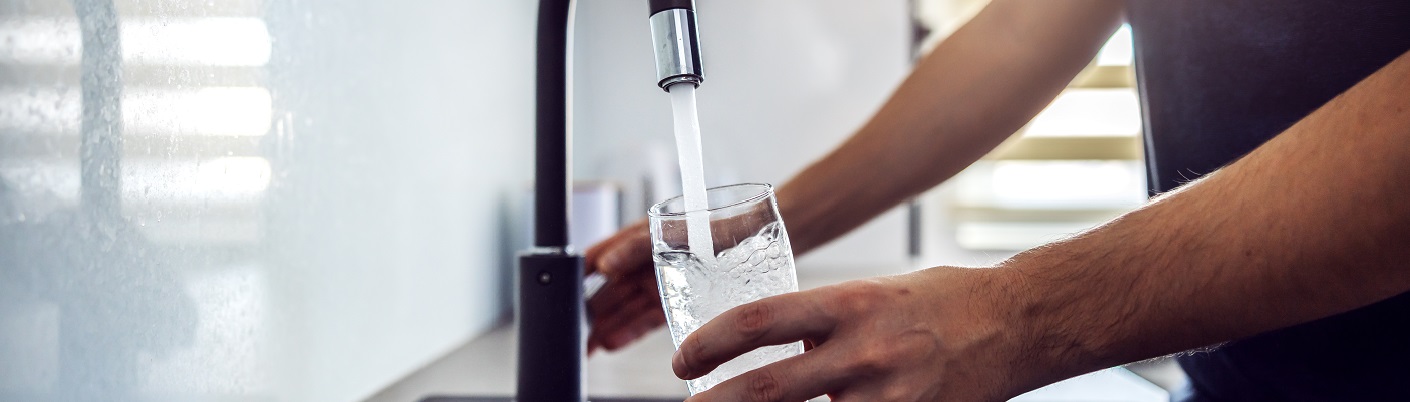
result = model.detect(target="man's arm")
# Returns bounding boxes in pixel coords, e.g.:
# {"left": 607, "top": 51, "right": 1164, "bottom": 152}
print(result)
{"left": 1008, "top": 48, "right": 1410, "bottom": 390}
{"left": 673, "top": 48, "right": 1410, "bottom": 402}
{"left": 778, "top": 0, "right": 1125, "bottom": 254}
{"left": 584, "top": 0, "right": 1126, "bottom": 352}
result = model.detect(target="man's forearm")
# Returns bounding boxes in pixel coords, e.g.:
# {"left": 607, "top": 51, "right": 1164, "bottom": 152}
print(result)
{"left": 777, "top": 0, "right": 1126, "bottom": 254}
{"left": 1001, "top": 50, "right": 1410, "bottom": 391}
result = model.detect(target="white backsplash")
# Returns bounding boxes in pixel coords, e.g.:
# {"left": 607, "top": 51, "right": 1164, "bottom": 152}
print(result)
{"left": 0, "top": 0, "right": 536, "bottom": 400}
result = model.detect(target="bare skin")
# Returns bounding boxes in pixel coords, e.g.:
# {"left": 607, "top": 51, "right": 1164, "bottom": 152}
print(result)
{"left": 586, "top": 0, "right": 1127, "bottom": 354}
{"left": 591, "top": 0, "right": 1410, "bottom": 400}
{"left": 676, "top": 48, "right": 1410, "bottom": 401}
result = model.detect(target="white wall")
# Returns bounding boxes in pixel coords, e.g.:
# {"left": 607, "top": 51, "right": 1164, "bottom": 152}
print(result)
{"left": 571, "top": 0, "right": 915, "bottom": 273}
{"left": 0, "top": 0, "right": 535, "bottom": 400}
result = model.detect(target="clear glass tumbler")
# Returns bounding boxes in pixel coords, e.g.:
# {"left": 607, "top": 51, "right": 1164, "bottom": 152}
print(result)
{"left": 647, "top": 183, "right": 804, "bottom": 394}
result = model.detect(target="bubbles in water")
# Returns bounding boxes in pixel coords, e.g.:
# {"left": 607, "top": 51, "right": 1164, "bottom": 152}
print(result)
{"left": 655, "top": 222, "right": 802, "bottom": 394}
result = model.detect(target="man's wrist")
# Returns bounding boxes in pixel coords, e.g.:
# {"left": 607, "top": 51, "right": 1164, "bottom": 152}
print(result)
{"left": 990, "top": 249, "right": 1115, "bottom": 394}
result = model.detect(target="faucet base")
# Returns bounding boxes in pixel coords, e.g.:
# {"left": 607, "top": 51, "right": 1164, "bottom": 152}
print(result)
{"left": 516, "top": 251, "right": 586, "bottom": 402}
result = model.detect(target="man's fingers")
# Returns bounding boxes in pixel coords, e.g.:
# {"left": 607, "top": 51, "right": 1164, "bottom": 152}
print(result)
{"left": 589, "top": 297, "right": 666, "bottom": 354}
{"left": 582, "top": 220, "right": 655, "bottom": 352}
{"left": 590, "top": 286, "right": 664, "bottom": 350}
{"left": 589, "top": 298, "right": 653, "bottom": 350}
{"left": 685, "top": 345, "right": 846, "bottom": 402}
{"left": 588, "top": 283, "right": 648, "bottom": 352}
{"left": 604, "top": 303, "right": 667, "bottom": 351}
{"left": 587, "top": 268, "right": 654, "bottom": 318}
{"left": 584, "top": 221, "right": 650, "bottom": 276}
{"left": 673, "top": 292, "right": 837, "bottom": 380}
{"left": 583, "top": 233, "right": 620, "bottom": 275}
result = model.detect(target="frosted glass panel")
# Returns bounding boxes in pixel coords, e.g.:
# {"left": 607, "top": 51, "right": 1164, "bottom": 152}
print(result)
{"left": 0, "top": 0, "right": 535, "bottom": 400}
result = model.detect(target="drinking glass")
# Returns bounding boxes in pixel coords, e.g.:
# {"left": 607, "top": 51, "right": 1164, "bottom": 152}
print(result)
{"left": 647, "top": 183, "right": 803, "bottom": 394}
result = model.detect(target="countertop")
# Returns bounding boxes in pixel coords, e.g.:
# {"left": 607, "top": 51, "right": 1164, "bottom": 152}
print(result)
{"left": 365, "top": 271, "right": 1180, "bottom": 402}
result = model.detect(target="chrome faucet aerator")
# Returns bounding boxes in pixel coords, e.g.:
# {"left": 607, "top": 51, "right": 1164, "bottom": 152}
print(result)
{"left": 649, "top": 0, "right": 704, "bottom": 90}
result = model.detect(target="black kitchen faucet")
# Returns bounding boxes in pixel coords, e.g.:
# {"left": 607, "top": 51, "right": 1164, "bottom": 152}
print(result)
{"left": 511, "top": 1, "right": 704, "bottom": 401}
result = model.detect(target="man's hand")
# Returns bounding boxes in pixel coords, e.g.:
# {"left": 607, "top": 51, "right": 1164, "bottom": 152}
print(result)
{"left": 674, "top": 46, "right": 1410, "bottom": 400}
{"left": 582, "top": 0, "right": 1124, "bottom": 357}
{"left": 585, "top": 220, "right": 666, "bottom": 353}
{"left": 674, "top": 268, "right": 1032, "bottom": 402}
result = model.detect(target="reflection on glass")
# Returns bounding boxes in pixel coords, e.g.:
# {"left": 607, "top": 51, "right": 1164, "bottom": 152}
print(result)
{"left": 0, "top": 17, "right": 271, "bottom": 66}
{"left": 4, "top": 0, "right": 539, "bottom": 399}
{"left": 124, "top": 87, "right": 273, "bottom": 136}
{"left": 1, "top": 0, "right": 273, "bottom": 399}
{"left": 0, "top": 86, "right": 274, "bottom": 136}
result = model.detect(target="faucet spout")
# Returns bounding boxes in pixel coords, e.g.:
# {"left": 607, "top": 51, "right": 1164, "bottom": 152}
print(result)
{"left": 649, "top": 0, "right": 704, "bottom": 90}
{"left": 517, "top": 1, "right": 706, "bottom": 401}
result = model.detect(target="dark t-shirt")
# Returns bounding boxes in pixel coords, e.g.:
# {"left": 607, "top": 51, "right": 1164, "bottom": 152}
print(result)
{"left": 1126, "top": 1, "right": 1410, "bottom": 401}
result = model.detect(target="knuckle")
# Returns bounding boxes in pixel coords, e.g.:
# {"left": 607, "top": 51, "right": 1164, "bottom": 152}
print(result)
{"left": 847, "top": 342, "right": 902, "bottom": 375}
{"left": 847, "top": 349, "right": 886, "bottom": 375}
{"left": 735, "top": 302, "right": 774, "bottom": 340}
{"left": 879, "top": 386, "right": 913, "bottom": 402}
{"left": 832, "top": 279, "right": 889, "bottom": 314}
{"left": 745, "top": 370, "right": 785, "bottom": 402}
